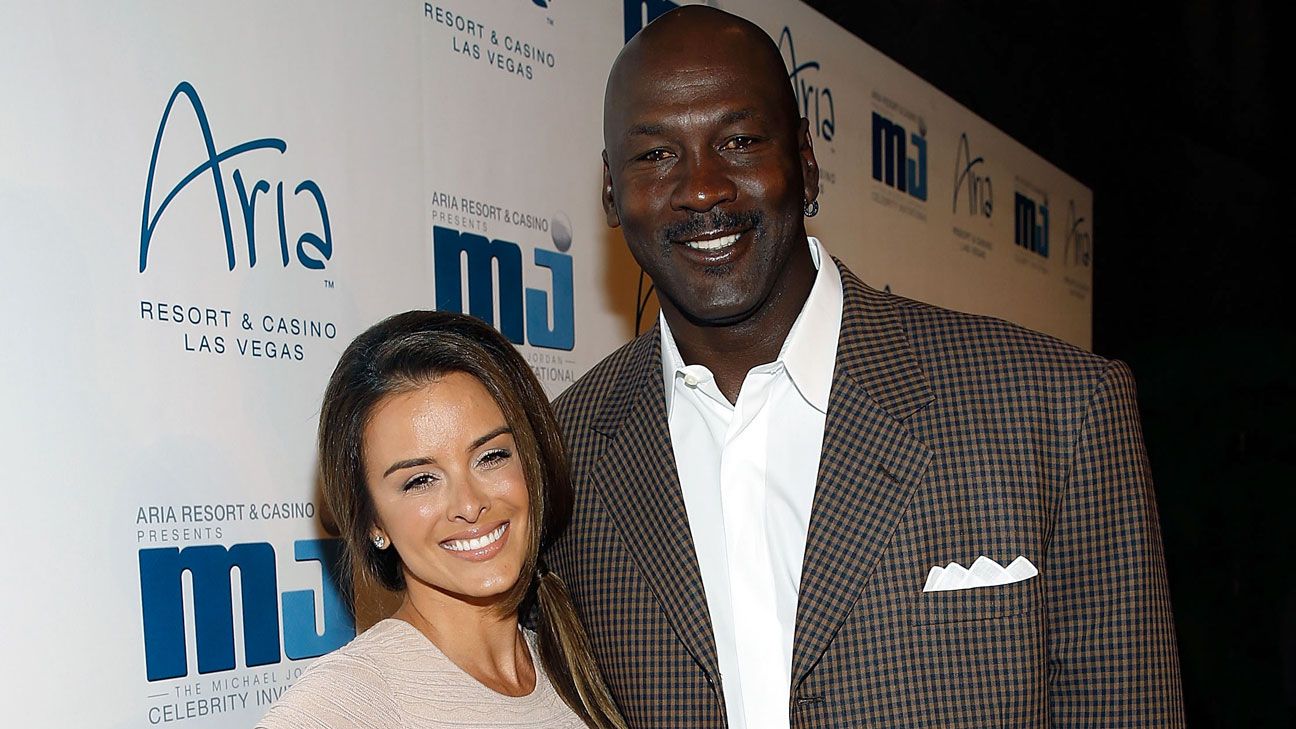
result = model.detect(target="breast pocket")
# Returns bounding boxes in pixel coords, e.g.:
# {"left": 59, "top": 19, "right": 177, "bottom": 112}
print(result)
{"left": 909, "top": 571, "right": 1040, "bottom": 627}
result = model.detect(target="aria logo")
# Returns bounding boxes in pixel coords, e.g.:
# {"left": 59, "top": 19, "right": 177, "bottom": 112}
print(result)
{"left": 1014, "top": 191, "right": 1050, "bottom": 258}
{"left": 138, "top": 539, "right": 354, "bottom": 681}
{"left": 871, "top": 111, "right": 928, "bottom": 202}
{"left": 139, "top": 82, "right": 333, "bottom": 274}
{"left": 953, "top": 133, "right": 992, "bottom": 218}
{"left": 779, "top": 27, "right": 835, "bottom": 142}
{"left": 1064, "top": 199, "right": 1091, "bottom": 268}
{"left": 432, "top": 223, "right": 575, "bottom": 351}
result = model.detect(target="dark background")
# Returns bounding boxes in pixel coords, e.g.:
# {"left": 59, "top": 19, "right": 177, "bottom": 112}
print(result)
{"left": 800, "top": 1, "right": 1295, "bottom": 725}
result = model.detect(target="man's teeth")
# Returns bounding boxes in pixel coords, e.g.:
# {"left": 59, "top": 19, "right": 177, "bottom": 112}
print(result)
{"left": 442, "top": 524, "right": 507, "bottom": 552}
{"left": 684, "top": 233, "right": 740, "bottom": 251}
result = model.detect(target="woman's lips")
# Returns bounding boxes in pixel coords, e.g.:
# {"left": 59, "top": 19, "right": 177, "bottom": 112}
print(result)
{"left": 439, "top": 522, "right": 509, "bottom": 561}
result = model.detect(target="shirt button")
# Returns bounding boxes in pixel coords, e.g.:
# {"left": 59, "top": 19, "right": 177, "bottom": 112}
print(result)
{"left": 683, "top": 373, "right": 700, "bottom": 388}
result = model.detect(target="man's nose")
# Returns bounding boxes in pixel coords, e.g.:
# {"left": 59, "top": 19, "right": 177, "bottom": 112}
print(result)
{"left": 670, "top": 151, "right": 737, "bottom": 213}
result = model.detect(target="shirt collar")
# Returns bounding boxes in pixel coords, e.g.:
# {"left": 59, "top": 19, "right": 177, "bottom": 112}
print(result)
{"left": 659, "top": 236, "right": 844, "bottom": 415}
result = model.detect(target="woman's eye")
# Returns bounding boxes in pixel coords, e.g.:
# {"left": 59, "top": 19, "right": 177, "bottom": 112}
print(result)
{"left": 402, "top": 473, "right": 438, "bottom": 492}
{"left": 477, "top": 448, "right": 512, "bottom": 468}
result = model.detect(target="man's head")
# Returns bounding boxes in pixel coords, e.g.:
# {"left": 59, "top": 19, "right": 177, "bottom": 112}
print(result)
{"left": 602, "top": 6, "right": 819, "bottom": 330}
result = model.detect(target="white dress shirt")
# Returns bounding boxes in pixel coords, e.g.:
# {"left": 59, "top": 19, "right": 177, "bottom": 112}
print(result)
{"left": 660, "top": 237, "right": 843, "bottom": 729}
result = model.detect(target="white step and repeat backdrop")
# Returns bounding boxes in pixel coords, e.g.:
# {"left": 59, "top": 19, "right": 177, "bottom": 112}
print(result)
{"left": 0, "top": 2, "right": 1092, "bottom": 727}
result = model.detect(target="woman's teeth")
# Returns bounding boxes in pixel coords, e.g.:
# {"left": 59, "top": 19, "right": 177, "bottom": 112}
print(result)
{"left": 442, "top": 523, "right": 507, "bottom": 552}
{"left": 684, "top": 232, "right": 740, "bottom": 251}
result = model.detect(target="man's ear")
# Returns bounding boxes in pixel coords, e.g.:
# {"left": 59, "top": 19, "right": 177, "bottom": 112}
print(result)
{"left": 798, "top": 118, "right": 820, "bottom": 207}
{"left": 602, "top": 151, "right": 621, "bottom": 228}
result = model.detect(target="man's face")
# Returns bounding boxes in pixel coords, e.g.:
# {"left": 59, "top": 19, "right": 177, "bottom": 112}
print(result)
{"left": 602, "top": 38, "right": 818, "bottom": 327}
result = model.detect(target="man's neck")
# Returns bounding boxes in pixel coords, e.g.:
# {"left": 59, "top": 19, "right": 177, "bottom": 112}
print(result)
{"left": 663, "top": 248, "right": 816, "bottom": 404}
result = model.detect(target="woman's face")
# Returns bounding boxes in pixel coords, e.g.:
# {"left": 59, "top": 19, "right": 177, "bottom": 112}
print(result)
{"left": 363, "top": 372, "right": 530, "bottom": 604}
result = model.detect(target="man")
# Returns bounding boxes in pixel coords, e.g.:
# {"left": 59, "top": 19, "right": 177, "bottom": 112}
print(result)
{"left": 548, "top": 6, "right": 1184, "bottom": 728}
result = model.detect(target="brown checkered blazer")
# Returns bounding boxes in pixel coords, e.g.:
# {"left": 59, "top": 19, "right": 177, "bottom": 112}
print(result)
{"left": 548, "top": 261, "right": 1184, "bottom": 728}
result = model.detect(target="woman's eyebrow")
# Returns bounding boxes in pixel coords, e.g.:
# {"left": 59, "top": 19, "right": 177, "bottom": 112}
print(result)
{"left": 383, "top": 456, "right": 434, "bottom": 479}
{"left": 468, "top": 426, "right": 512, "bottom": 453}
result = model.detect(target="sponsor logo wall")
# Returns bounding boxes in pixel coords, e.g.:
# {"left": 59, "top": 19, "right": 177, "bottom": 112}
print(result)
{"left": 0, "top": 1, "right": 1090, "bottom": 727}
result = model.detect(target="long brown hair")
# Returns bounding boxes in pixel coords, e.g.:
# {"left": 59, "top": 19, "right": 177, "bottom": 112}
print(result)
{"left": 317, "top": 310, "right": 625, "bottom": 728}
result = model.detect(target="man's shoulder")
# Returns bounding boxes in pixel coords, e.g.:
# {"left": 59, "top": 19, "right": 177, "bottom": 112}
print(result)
{"left": 834, "top": 259, "right": 1105, "bottom": 379}
{"left": 552, "top": 329, "right": 655, "bottom": 424}
{"left": 831, "top": 267, "right": 1115, "bottom": 404}
{"left": 891, "top": 294, "right": 1105, "bottom": 372}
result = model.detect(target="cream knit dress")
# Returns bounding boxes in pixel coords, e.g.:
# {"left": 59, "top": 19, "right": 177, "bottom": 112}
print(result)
{"left": 256, "top": 619, "right": 587, "bottom": 728}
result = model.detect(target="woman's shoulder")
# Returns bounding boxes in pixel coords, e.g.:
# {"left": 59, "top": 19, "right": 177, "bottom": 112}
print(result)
{"left": 257, "top": 620, "right": 587, "bottom": 728}
{"left": 254, "top": 620, "right": 416, "bottom": 729}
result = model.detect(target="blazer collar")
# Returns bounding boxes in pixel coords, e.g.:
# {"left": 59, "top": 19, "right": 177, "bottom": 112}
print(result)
{"left": 830, "top": 259, "right": 934, "bottom": 422}
{"left": 790, "top": 261, "right": 935, "bottom": 684}
{"left": 586, "top": 329, "right": 724, "bottom": 687}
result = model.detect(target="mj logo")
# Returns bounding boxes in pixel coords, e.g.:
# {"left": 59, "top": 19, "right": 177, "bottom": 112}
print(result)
{"left": 872, "top": 111, "right": 927, "bottom": 201}
{"left": 139, "top": 539, "right": 354, "bottom": 681}
{"left": 432, "top": 226, "right": 575, "bottom": 351}
{"left": 1014, "top": 192, "right": 1050, "bottom": 258}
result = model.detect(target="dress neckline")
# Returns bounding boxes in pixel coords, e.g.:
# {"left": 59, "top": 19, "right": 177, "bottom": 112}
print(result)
{"left": 375, "top": 617, "right": 544, "bottom": 700}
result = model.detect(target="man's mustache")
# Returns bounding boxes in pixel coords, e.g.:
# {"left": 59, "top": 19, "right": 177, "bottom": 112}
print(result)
{"left": 658, "top": 210, "right": 764, "bottom": 247}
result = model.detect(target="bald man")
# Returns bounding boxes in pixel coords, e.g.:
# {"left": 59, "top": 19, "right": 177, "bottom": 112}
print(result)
{"left": 547, "top": 7, "right": 1184, "bottom": 728}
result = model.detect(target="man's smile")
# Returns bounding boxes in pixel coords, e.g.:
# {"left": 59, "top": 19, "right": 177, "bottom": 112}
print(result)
{"left": 681, "top": 231, "right": 741, "bottom": 252}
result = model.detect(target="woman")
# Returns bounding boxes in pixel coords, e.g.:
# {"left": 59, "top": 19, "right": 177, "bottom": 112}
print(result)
{"left": 258, "top": 311, "right": 625, "bottom": 729}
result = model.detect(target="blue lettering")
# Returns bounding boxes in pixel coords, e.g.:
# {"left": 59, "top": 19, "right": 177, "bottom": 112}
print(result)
{"left": 433, "top": 226, "right": 575, "bottom": 350}
{"left": 139, "top": 539, "right": 354, "bottom": 682}
{"left": 779, "top": 27, "right": 835, "bottom": 142}
{"left": 1014, "top": 192, "right": 1050, "bottom": 257}
{"left": 232, "top": 170, "right": 271, "bottom": 268}
{"left": 872, "top": 112, "right": 906, "bottom": 191}
{"left": 433, "top": 226, "right": 525, "bottom": 343}
{"left": 871, "top": 112, "right": 927, "bottom": 201}
{"left": 293, "top": 180, "right": 333, "bottom": 270}
{"left": 908, "top": 132, "right": 928, "bottom": 201}
{"left": 139, "top": 81, "right": 332, "bottom": 273}
{"left": 623, "top": 0, "right": 678, "bottom": 43}
{"left": 953, "top": 133, "right": 993, "bottom": 217}
{"left": 282, "top": 540, "right": 354, "bottom": 660}
{"left": 139, "top": 543, "right": 280, "bottom": 681}
{"left": 526, "top": 248, "right": 575, "bottom": 350}
{"left": 1064, "top": 199, "right": 1090, "bottom": 267}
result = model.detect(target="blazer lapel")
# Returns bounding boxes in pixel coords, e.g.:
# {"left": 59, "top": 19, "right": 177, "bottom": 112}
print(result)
{"left": 586, "top": 328, "right": 721, "bottom": 685}
{"left": 791, "top": 265, "right": 935, "bottom": 685}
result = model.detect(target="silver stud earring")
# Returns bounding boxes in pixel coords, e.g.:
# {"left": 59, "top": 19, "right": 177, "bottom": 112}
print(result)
{"left": 803, "top": 198, "right": 819, "bottom": 218}
{"left": 372, "top": 535, "right": 387, "bottom": 549}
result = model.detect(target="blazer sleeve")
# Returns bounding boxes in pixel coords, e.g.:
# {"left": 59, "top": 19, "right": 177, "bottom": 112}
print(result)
{"left": 1046, "top": 360, "right": 1186, "bottom": 726}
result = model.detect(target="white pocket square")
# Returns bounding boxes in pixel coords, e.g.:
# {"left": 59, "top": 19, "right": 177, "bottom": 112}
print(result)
{"left": 922, "top": 555, "right": 1037, "bottom": 592}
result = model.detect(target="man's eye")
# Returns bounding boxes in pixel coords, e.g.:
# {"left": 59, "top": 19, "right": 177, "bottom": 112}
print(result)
{"left": 722, "top": 136, "right": 758, "bottom": 150}
{"left": 402, "top": 473, "right": 438, "bottom": 491}
{"left": 637, "top": 149, "right": 673, "bottom": 162}
{"left": 477, "top": 448, "right": 512, "bottom": 468}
